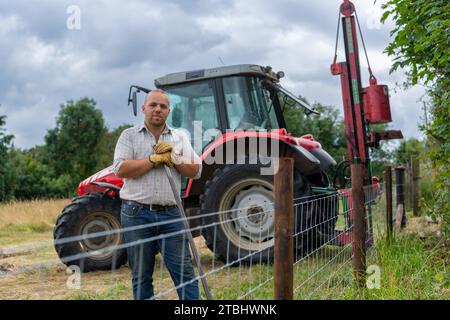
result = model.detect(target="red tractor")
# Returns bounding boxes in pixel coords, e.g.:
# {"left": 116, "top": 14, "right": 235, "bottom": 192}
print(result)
{"left": 54, "top": 0, "right": 401, "bottom": 272}
{"left": 53, "top": 64, "right": 341, "bottom": 271}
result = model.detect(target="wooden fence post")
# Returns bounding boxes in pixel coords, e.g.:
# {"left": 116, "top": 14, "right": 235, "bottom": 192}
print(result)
{"left": 384, "top": 166, "right": 393, "bottom": 239}
{"left": 412, "top": 158, "right": 421, "bottom": 216}
{"left": 407, "top": 160, "right": 413, "bottom": 211}
{"left": 351, "top": 163, "right": 367, "bottom": 288}
{"left": 274, "top": 157, "right": 294, "bottom": 300}
{"left": 395, "top": 166, "right": 407, "bottom": 231}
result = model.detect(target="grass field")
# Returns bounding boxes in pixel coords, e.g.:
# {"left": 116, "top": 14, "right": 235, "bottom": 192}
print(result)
{"left": 0, "top": 198, "right": 448, "bottom": 300}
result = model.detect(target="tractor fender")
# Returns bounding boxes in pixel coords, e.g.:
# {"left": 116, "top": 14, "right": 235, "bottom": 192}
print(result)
{"left": 77, "top": 166, "right": 123, "bottom": 196}
{"left": 185, "top": 133, "right": 321, "bottom": 198}
{"left": 284, "top": 141, "right": 321, "bottom": 173}
{"left": 308, "top": 148, "right": 337, "bottom": 172}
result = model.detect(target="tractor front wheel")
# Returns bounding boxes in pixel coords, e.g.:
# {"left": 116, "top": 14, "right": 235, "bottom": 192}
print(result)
{"left": 200, "top": 163, "right": 310, "bottom": 264}
{"left": 53, "top": 193, "right": 127, "bottom": 272}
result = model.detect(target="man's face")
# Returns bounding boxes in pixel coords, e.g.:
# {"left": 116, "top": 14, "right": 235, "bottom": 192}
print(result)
{"left": 142, "top": 91, "right": 170, "bottom": 127}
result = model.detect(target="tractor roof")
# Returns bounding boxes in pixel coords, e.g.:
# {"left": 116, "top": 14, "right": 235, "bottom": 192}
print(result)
{"left": 155, "top": 64, "right": 281, "bottom": 87}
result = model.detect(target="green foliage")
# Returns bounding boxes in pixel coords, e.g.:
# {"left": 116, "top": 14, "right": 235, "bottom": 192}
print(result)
{"left": 0, "top": 115, "right": 14, "bottom": 201}
{"left": 97, "top": 123, "right": 133, "bottom": 170}
{"left": 381, "top": 0, "right": 450, "bottom": 86}
{"left": 283, "top": 100, "right": 347, "bottom": 161}
{"left": 8, "top": 148, "right": 51, "bottom": 199}
{"left": 368, "top": 124, "right": 395, "bottom": 178}
{"left": 422, "top": 80, "right": 449, "bottom": 234}
{"left": 2, "top": 98, "right": 132, "bottom": 200}
{"left": 171, "top": 106, "right": 183, "bottom": 128}
{"left": 346, "top": 235, "right": 449, "bottom": 299}
{"left": 8, "top": 148, "right": 74, "bottom": 199}
{"left": 393, "top": 138, "right": 425, "bottom": 165}
{"left": 370, "top": 148, "right": 392, "bottom": 179}
{"left": 43, "top": 98, "right": 106, "bottom": 189}
{"left": 424, "top": 79, "right": 450, "bottom": 166}
{"left": 382, "top": 0, "right": 450, "bottom": 235}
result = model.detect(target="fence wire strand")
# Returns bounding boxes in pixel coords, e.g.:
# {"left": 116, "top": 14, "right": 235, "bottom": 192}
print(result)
{"left": 1, "top": 183, "right": 388, "bottom": 300}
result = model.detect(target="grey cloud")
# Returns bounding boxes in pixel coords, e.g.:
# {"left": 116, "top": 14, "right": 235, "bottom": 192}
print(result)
{"left": 74, "top": 1, "right": 229, "bottom": 69}
{"left": 167, "top": 0, "right": 234, "bottom": 15}
{"left": 0, "top": 1, "right": 69, "bottom": 42}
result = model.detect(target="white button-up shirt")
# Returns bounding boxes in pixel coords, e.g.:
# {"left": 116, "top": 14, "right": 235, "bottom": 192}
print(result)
{"left": 113, "top": 123, "right": 202, "bottom": 205}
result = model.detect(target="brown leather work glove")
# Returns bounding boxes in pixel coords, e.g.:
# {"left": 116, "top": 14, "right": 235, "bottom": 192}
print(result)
{"left": 149, "top": 152, "right": 174, "bottom": 168}
{"left": 153, "top": 141, "right": 173, "bottom": 154}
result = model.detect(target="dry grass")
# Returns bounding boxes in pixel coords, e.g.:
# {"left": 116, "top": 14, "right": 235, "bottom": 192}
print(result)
{"left": 0, "top": 233, "right": 271, "bottom": 300}
{"left": 0, "top": 198, "right": 70, "bottom": 229}
{"left": 0, "top": 199, "right": 70, "bottom": 246}
{"left": 404, "top": 215, "right": 442, "bottom": 238}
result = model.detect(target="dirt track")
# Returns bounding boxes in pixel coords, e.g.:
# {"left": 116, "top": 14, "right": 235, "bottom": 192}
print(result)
{"left": 0, "top": 235, "right": 217, "bottom": 300}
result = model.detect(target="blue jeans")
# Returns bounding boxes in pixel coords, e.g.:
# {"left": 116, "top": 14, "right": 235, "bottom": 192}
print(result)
{"left": 120, "top": 203, "right": 199, "bottom": 300}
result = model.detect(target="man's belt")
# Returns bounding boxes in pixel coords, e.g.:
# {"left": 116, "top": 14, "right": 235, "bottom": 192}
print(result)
{"left": 122, "top": 200, "right": 177, "bottom": 211}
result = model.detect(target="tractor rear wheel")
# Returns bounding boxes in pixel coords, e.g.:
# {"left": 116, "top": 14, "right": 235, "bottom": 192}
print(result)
{"left": 53, "top": 193, "right": 127, "bottom": 272}
{"left": 200, "top": 163, "right": 311, "bottom": 264}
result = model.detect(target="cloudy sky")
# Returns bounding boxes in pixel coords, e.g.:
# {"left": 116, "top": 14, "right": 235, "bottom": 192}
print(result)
{"left": 1, "top": 0, "right": 426, "bottom": 149}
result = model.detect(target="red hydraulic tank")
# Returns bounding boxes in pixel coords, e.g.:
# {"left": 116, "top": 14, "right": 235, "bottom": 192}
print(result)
{"left": 363, "top": 76, "right": 392, "bottom": 124}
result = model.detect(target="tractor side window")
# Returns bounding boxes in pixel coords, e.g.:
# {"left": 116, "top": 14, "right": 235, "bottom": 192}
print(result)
{"left": 165, "top": 81, "right": 220, "bottom": 150}
{"left": 277, "top": 91, "right": 309, "bottom": 135}
{"left": 222, "top": 76, "right": 279, "bottom": 131}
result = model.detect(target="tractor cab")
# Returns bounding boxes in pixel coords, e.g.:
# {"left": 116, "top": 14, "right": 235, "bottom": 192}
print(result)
{"left": 129, "top": 64, "right": 317, "bottom": 150}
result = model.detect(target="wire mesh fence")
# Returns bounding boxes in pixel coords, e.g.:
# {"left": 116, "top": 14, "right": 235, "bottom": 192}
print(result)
{"left": 0, "top": 180, "right": 391, "bottom": 300}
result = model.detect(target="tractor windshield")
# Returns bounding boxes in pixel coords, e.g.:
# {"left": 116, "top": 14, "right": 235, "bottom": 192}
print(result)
{"left": 222, "top": 76, "right": 279, "bottom": 131}
{"left": 164, "top": 80, "right": 221, "bottom": 150}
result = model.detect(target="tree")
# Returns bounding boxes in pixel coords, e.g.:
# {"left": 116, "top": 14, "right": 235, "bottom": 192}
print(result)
{"left": 382, "top": 0, "right": 449, "bottom": 232}
{"left": 3, "top": 99, "right": 132, "bottom": 200}
{"left": 97, "top": 123, "right": 133, "bottom": 170}
{"left": 283, "top": 99, "right": 347, "bottom": 162}
{"left": 44, "top": 98, "right": 106, "bottom": 189}
{"left": 0, "top": 115, "right": 14, "bottom": 201}
{"left": 381, "top": 0, "right": 449, "bottom": 85}
{"left": 6, "top": 100, "right": 124, "bottom": 200}
{"left": 381, "top": 0, "right": 449, "bottom": 157}
{"left": 393, "top": 138, "right": 425, "bottom": 165}
{"left": 8, "top": 148, "right": 73, "bottom": 200}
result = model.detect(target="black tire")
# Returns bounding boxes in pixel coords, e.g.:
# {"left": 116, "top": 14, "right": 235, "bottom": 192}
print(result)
{"left": 297, "top": 193, "right": 340, "bottom": 255}
{"left": 200, "top": 163, "right": 311, "bottom": 265}
{"left": 53, "top": 193, "right": 127, "bottom": 272}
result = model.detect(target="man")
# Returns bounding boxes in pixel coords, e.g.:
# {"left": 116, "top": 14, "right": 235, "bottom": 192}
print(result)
{"left": 113, "top": 89, "right": 202, "bottom": 300}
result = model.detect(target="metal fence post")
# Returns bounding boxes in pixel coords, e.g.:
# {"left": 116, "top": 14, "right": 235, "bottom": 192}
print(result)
{"left": 384, "top": 166, "right": 393, "bottom": 239}
{"left": 274, "top": 157, "right": 294, "bottom": 300}
{"left": 351, "top": 163, "right": 367, "bottom": 288}
{"left": 412, "top": 158, "right": 421, "bottom": 216}
{"left": 395, "top": 166, "right": 407, "bottom": 231}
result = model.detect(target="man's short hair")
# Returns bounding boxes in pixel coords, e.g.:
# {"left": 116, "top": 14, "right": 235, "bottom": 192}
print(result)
{"left": 146, "top": 88, "right": 170, "bottom": 105}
